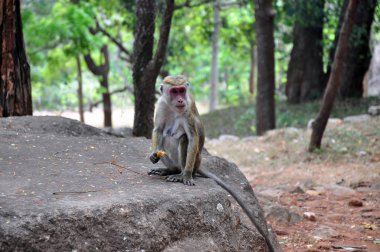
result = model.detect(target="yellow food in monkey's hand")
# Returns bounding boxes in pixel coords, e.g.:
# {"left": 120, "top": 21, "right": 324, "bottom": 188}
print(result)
{"left": 156, "top": 151, "right": 167, "bottom": 158}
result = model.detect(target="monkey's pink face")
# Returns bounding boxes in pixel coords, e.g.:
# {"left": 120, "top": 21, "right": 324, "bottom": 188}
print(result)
{"left": 169, "top": 86, "right": 187, "bottom": 110}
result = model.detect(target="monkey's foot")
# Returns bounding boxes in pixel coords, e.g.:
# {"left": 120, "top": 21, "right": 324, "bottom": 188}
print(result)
{"left": 148, "top": 168, "right": 179, "bottom": 176}
{"left": 166, "top": 174, "right": 195, "bottom": 186}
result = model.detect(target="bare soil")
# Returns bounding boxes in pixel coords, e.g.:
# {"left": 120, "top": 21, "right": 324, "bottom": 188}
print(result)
{"left": 205, "top": 117, "right": 380, "bottom": 252}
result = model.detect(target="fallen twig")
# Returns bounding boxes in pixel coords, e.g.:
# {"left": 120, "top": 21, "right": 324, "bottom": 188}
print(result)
{"left": 52, "top": 190, "right": 100, "bottom": 195}
{"left": 94, "top": 160, "right": 146, "bottom": 176}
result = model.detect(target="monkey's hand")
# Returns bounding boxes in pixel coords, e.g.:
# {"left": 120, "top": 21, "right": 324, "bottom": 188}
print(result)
{"left": 149, "top": 151, "right": 167, "bottom": 164}
{"left": 149, "top": 152, "right": 160, "bottom": 164}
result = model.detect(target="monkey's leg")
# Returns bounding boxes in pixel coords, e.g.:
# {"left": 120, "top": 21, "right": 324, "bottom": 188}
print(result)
{"left": 166, "top": 135, "right": 195, "bottom": 186}
{"left": 148, "top": 155, "right": 181, "bottom": 176}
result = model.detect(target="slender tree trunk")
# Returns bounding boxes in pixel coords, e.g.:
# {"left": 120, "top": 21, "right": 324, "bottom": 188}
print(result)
{"left": 76, "top": 55, "right": 84, "bottom": 123}
{"left": 132, "top": 0, "right": 174, "bottom": 138}
{"left": 327, "top": 0, "right": 377, "bottom": 99}
{"left": 100, "top": 46, "right": 112, "bottom": 128}
{"left": 285, "top": 0, "right": 325, "bottom": 104}
{"left": 309, "top": 0, "right": 359, "bottom": 151}
{"left": 84, "top": 45, "right": 112, "bottom": 127}
{"left": 249, "top": 45, "right": 257, "bottom": 96}
{"left": 0, "top": 0, "right": 32, "bottom": 116}
{"left": 101, "top": 76, "right": 112, "bottom": 127}
{"left": 249, "top": 45, "right": 257, "bottom": 103}
{"left": 254, "top": 0, "right": 276, "bottom": 136}
{"left": 209, "top": 0, "right": 220, "bottom": 112}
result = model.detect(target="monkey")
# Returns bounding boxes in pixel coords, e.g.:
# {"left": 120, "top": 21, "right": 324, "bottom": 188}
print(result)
{"left": 148, "top": 75, "right": 276, "bottom": 252}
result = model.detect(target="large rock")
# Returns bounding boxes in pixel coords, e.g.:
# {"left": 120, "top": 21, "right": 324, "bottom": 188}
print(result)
{"left": 343, "top": 114, "right": 371, "bottom": 123}
{"left": 368, "top": 105, "right": 380, "bottom": 116}
{"left": 0, "top": 116, "right": 281, "bottom": 252}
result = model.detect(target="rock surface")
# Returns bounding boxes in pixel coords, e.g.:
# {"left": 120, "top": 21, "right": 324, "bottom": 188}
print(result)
{"left": 311, "top": 225, "right": 340, "bottom": 240}
{"left": 368, "top": 105, "right": 380, "bottom": 116}
{"left": 0, "top": 116, "right": 281, "bottom": 252}
{"left": 263, "top": 204, "right": 302, "bottom": 225}
{"left": 343, "top": 114, "right": 371, "bottom": 123}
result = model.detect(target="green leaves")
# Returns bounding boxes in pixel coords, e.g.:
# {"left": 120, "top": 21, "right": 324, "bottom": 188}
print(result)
{"left": 23, "top": 0, "right": 371, "bottom": 112}
{"left": 23, "top": 0, "right": 103, "bottom": 109}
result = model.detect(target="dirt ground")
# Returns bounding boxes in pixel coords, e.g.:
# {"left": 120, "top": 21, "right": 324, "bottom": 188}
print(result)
{"left": 205, "top": 117, "right": 380, "bottom": 252}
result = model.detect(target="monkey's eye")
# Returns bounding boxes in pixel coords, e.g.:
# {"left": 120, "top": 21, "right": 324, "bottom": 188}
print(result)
{"left": 178, "top": 87, "right": 186, "bottom": 94}
{"left": 170, "top": 86, "right": 186, "bottom": 95}
{"left": 170, "top": 88, "right": 178, "bottom": 95}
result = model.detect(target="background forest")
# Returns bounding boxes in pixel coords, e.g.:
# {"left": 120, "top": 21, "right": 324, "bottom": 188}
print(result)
{"left": 20, "top": 0, "right": 380, "bottom": 138}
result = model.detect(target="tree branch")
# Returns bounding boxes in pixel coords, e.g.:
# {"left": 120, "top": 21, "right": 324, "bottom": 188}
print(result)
{"left": 84, "top": 45, "right": 109, "bottom": 76}
{"left": 30, "top": 40, "right": 62, "bottom": 54}
{"left": 89, "top": 85, "right": 134, "bottom": 111}
{"left": 150, "top": 0, "right": 175, "bottom": 75}
{"left": 118, "top": 54, "right": 131, "bottom": 62}
{"left": 101, "top": 44, "right": 110, "bottom": 73}
{"left": 93, "top": 20, "right": 132, "bottom": 63}
{"left": 84, "top": 54, "right": 103, "bottom": 75}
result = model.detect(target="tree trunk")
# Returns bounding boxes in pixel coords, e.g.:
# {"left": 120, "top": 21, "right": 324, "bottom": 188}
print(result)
{"left": 209, "top": 0, "right": 220, "bottom": 112}
{"left": 132, "top": 0, "right": 174, "bottom": 138}
{"left": 0, "top": 0, "right": 32, "bottom": 116}
{"left": 285, "top": 0, "right": 325, "bottom": 104}
{"left": 84, "top": 45, "right": 112, "bottom": 127}
{"left": 309, "top": 0, "right": 359, "bottom": 151}
{"left": 327, "top": 0, "right": 376, "bottom": 99}
{"left": 101, "top": 77, "right": 112, "bottom": 127}
{"left": 249, "top": 45, "right": 256, "bottom": 96}
{"left": 254, "top": 0, "right": 276, "bottom": 136}
{"left": 76, "top": 55, "right": 84, "bottom": 123}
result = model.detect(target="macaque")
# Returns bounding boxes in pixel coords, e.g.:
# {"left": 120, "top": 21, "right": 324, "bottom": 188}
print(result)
{"left": 148, "top": 75, "right": 275, "bottom": 252}
{"left": 149, "top": 75, "right": 204, "bottom": 185}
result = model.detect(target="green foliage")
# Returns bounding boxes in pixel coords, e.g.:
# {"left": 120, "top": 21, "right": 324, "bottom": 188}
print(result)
{"left": 22, "top": 0, "right": 378, "bottom": 118}
{"left": 24, "top": 0, "right": 100, "bottom": 59}
{"left": 166, "top": 2, "right": 255, "bottom": 102}
{"left": 373, "top": 3, "right": 380, "bottom": 41}
{"left": 234, "top": 107, "right": 256, "bottom": 135}
{"left": 23, "top": 0, "right": 100, "bottom": 109}
{"left": 22, "top": 0, "right": 135, "bottom": 110}
{"left": 323, "top": 0, "right": 343, "bottom": 71}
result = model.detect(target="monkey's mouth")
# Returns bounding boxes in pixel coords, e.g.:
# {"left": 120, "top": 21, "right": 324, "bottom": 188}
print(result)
{"left": 176, "top": 105, "right": 185, "bottom": 108}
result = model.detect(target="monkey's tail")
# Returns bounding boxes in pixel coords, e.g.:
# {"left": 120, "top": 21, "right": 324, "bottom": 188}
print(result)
{"left": 198, "top": 169, "right": 276, "bottom": 252}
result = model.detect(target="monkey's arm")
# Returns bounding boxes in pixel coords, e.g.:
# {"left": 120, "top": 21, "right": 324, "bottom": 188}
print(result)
{"left": 149, "top": 127, "right": 180, "bottom": 176}
{"left": 151, "top": 128, "right": 163, "bottom": 151}
{"left": 150, "top": 127, "right": 164, "bottom": 164}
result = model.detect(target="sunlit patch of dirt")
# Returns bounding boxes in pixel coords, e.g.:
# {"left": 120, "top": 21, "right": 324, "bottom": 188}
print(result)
{"left": 272, "top": 189, "right": 380, "bottom": 252}
{"left": 205, "top": 117, "right": 380, "bottom": 251}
